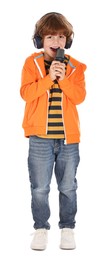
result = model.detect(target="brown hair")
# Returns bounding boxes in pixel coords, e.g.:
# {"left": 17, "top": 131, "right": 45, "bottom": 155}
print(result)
{"left": 33, "top": 12, "right": 74, "bottom": 43}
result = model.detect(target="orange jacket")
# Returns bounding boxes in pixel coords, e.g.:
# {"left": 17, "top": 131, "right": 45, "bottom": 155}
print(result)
{"left": 20, "top": 51, "right": 87, "bottom": 144}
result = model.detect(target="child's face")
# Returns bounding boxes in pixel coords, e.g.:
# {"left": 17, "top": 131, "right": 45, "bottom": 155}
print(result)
{"left": 43, "top": 34, "right": 66, "bottom": 61}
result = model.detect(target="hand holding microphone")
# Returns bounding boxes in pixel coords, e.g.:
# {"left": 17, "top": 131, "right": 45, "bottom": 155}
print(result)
{"left": 49, "top": 49, "right": 66, "bottom": 81}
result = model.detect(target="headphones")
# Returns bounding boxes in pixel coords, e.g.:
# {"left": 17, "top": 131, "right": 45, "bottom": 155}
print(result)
{"left": 33, "top": 12, "right": 73, "bottom": 49}
{"left": 33, "top": 35, "right": 73, "bottom": 49}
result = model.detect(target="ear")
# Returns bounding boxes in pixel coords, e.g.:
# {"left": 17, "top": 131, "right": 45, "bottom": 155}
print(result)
{"left": 33, "top": 35, "right": 43, "bottom": 49}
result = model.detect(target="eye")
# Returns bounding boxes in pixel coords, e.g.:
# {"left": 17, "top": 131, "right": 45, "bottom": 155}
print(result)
{"left": 46, "top": 35, "right": 52, "bottom": 39}
{"left": 59, "top": 35, "right": 65, "bottom": 39}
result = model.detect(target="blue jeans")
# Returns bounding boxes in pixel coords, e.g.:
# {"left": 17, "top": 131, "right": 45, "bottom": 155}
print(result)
{"left": 28, "top": 136, "right": 80, "bottom": 230}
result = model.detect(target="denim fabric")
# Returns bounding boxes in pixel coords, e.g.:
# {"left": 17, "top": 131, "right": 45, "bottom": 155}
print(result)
{"left": 28, "top": 136, "right": 80, "bottom": 229}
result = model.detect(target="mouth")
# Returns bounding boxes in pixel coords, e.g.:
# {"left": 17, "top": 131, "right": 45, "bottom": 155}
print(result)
{"left": 50, "top": 47, "right": 60, "bottom": 53}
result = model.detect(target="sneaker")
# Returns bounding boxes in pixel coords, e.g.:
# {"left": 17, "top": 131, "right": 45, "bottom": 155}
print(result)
{"left": 60, "top": 228, "right": 76, "bottom": 250}
{"left": 30, "top": 229, "right": 48, "bottom": 250}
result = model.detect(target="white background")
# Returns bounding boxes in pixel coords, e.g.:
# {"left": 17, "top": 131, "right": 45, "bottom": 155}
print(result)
{"left": 0, "top": 0, "right": 101, "bottom": 259}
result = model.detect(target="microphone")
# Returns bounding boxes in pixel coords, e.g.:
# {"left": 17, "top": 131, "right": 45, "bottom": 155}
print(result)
{"left": 55, "top": 48, "right": 64, "bottom": 62}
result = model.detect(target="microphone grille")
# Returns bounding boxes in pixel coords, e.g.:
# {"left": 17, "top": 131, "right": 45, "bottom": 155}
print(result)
{"left": 55, "top": 48, "right": 64, "bottom": 62}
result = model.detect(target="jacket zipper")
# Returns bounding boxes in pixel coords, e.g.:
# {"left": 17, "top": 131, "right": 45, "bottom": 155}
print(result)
{"left": 61, "top": 92, "right": 67, "bottom": 144}
{"left": 46, "top": 90, "right": 49, "bottom": 134}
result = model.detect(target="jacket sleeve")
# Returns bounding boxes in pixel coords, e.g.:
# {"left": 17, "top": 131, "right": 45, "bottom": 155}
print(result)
{"left": 59, "top": 63, "right": 87, "bottom": 105}
{"left": 20, "top": 58, "right": 53, "bottom": 103}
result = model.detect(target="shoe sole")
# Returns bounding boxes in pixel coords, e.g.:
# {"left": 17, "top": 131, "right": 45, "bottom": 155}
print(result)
{"left": 60, "top": 244, "right": 76, "bottom": 250}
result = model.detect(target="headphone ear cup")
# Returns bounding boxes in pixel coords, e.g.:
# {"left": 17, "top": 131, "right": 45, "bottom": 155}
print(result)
{"left": 33, "top": 35, "right": 43, "bottom": 49}
{"left": 65, "top": 39, "right": 73, "bottom": 49}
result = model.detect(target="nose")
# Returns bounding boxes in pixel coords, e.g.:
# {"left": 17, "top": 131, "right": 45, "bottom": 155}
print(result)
{"left": 52, "top": 36, "right": 59, "bottom": 45}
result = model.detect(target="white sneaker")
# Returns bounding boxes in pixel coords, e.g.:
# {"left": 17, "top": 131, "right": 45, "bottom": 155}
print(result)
{"left": 60, "top": 228, "right": 76, "bottom": 250}
{"left": 30, "top": 229, "right": 48, "bottom": 250}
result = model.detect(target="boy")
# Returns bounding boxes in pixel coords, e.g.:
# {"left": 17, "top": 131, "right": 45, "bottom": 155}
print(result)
{"left": 20, "top": 12, "right": 87, "bottom": 250}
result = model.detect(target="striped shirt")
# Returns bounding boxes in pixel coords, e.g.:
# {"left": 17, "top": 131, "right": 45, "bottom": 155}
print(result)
{"left": 38, "top": 56, "right": 69, "bottom": 139}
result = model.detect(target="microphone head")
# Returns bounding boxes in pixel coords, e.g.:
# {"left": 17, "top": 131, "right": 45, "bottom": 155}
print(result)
{"left": 55, "top": 48, "right": 64, "bottom": 62}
